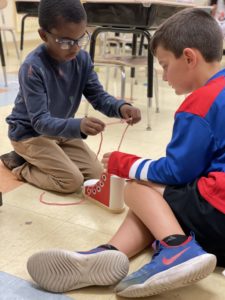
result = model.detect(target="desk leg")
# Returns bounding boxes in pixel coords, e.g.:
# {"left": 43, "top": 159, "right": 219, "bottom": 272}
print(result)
{"left": 130, "top": 34, "right": 138, "bottom": 101}
{"left": 20, "top": 14, "right": 33, "bottom": 52}
{"left": 20, "top": 14, "right": 26, "bottom": 51}
{"left": 0, "top": 31, "right": 7, "bottom": 87}
{"left": 146, "top": 31, "right": 153, "bottom": 131}
{"left": 90, "top": 27, "right": 154, "bottom": 130}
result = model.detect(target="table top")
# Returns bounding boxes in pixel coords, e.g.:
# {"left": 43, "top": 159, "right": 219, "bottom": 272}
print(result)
{"left": 15, "top": 0, "right": 39, "bottom": 2}
{"left": 14, "top": 0, "right": 208, "bottom": 6}
{"left": 82, "top": 0, "right": 209, "bottom": 7}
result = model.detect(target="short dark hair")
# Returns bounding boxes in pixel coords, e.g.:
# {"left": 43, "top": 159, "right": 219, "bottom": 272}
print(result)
{"left": 150, "top": 8, "right": 223, "bottom": 62}
{"left": 38, "top": 0, "right": 87, "bottom": 31}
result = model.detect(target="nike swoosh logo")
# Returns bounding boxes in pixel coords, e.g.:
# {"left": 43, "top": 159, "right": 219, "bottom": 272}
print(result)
{"left": 162, "top": 247, "right": 190, "bottom": 265}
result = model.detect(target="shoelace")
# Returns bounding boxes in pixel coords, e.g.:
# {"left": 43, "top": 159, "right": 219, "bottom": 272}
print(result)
{"left": 39, "top": 191, "right": 85, "bottom": 206}
{"left": 39, "top": 118, "right": 130, "bottom": 206}
{"left": 96, "top": 118, "right": 131, "bottom": 159}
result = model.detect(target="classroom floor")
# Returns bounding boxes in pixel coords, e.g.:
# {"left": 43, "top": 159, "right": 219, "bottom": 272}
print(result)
{"left": 1, "top": 40, "right": 225, "bottom": 300}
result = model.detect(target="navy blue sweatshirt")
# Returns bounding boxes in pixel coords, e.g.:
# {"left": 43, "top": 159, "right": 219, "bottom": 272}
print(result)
{"left": 6, "top": 44, "right": 126, "bottom": 141}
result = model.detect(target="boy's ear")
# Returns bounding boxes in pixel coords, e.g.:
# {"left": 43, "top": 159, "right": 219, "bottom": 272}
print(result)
{"left": 183, "top": 48, "right": 197, "bottom": 67}
{"left": 38, "top": 28, "right": 48, "bottom": 42}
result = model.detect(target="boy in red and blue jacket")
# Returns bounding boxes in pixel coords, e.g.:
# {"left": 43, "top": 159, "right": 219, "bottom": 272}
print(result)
{"left": 27, "top": 8, "right": 225, "bottom": 298}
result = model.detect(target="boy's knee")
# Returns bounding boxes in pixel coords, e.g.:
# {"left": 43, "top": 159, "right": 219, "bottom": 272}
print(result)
{"left": 124, "top": 181, "right": 151, "bottom": 206}
{"left": 56, "top": 172, "right": 84, "bottom": 194}
{"left": 124, "top": 181, "right": 136, "bottom": 206}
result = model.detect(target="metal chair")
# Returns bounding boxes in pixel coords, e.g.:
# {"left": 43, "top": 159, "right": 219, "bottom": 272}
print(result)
{"left": 0, "top": 0, "right": 20, "bottom": 59}
{"left": 86, "top": 28, "right": 158, "bottom": 130}
{"left": 0, "top": 0, "right": 20, "bottom": 86}
{"left": 99, "top": 32, "right": 159, "bottom": 108}
{"left": 95, "top": 54, "right": 159, "bottom": 110}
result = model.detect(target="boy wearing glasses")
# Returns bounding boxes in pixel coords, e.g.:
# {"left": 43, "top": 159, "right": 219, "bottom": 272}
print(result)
{"left": 1, "top": 0, "right": 141, "bottom": 194}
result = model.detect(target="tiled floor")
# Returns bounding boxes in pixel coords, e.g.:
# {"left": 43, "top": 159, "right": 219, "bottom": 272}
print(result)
{"left": 1, "top": 41, "right": 225, "bottom": 300}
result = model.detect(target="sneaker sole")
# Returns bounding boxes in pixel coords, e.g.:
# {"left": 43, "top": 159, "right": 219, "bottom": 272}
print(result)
{"left": 27, "top": 249, "right": 129, "bottom": 293}
{"left": 116, "top": 253, "right": 216, "bottom": 298}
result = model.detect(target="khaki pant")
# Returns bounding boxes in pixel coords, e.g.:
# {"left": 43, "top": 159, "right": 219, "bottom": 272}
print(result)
{"left": 11, "top": 136, "right": 103, "bottom": 193}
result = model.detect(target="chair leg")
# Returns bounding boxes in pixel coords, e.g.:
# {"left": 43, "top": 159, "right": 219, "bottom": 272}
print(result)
{"left": 0, "top": 33, "right": 7, "bottom": 87}
{"left": 112, "top": 41, "right": 121, "bottom": 80}
{"left": 105, "top": 66, "right": 110, "bottom": 92}
{"left": 120, "top": 66, "right": 126, "bottom": 99}
{"left": 2, "top": 65, "right": 7, "bottom": 87}
{"left": 11, "top": 30, "right": 20, "bottom": 60}
{"left": 113, "top": 65, "right": 118, "bottom": 80}
{"left": 153, "top": 68, "right": 159, "bottom": 113}
{"left": 113, "top": 66, "right": 119, "bottom": 97}
{"left": 146, "top": 96, "right": 152, "bottom": 131}
{"left": 2, "top": 30, "right": 8, "bottom": 56}
{"left": 130, "top": 77, "right": 135, "bottom": 102}
{"left": 6, "top": 29, "right": 20, "bottom": 60}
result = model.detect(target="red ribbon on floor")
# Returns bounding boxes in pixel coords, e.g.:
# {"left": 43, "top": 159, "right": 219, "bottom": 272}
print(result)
{"left": 39, "top": 191, "right": 85, "bottom": 206}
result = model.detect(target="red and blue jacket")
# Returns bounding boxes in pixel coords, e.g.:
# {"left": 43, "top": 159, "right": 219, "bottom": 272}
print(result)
{"left": 108, "top": 69, "right": 225, "bottom": 214}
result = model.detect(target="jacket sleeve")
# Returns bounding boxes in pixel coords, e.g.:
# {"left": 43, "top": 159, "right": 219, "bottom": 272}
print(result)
{"left": 108, "top": 112, "right": 216, "bottom": 184}
{"left": 83, "top": 55, "right": 127, "bottom": 118}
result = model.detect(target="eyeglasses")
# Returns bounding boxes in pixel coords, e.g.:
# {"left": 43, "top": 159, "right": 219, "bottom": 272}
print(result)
{"left": 46, "top": 30, "right": 90, "bottom": 50}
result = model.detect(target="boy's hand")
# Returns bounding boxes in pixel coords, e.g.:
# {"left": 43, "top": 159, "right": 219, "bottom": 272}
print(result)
{"left": 80, "top": 117, "right": 105, "bottom": 136}
{"left": 101, "top": 152, "right": 112, "bottom": 170}
{"left": 119, "top": 104, "right": 141, "bottom": 125}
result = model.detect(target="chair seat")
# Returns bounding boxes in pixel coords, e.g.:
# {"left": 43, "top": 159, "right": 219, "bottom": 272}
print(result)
{"left": 106, "top": 36, "right": 133, "bottom": 45}
{"left": 94, "top": 55, "right": 147, "bottom": 67}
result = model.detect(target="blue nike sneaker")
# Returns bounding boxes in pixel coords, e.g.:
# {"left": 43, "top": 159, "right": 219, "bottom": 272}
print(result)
{"left": 27, "top": 245, "right": 129, "bottom": 293}
{"left": 115, "top": 235, "right": 216, "bottom": 298}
